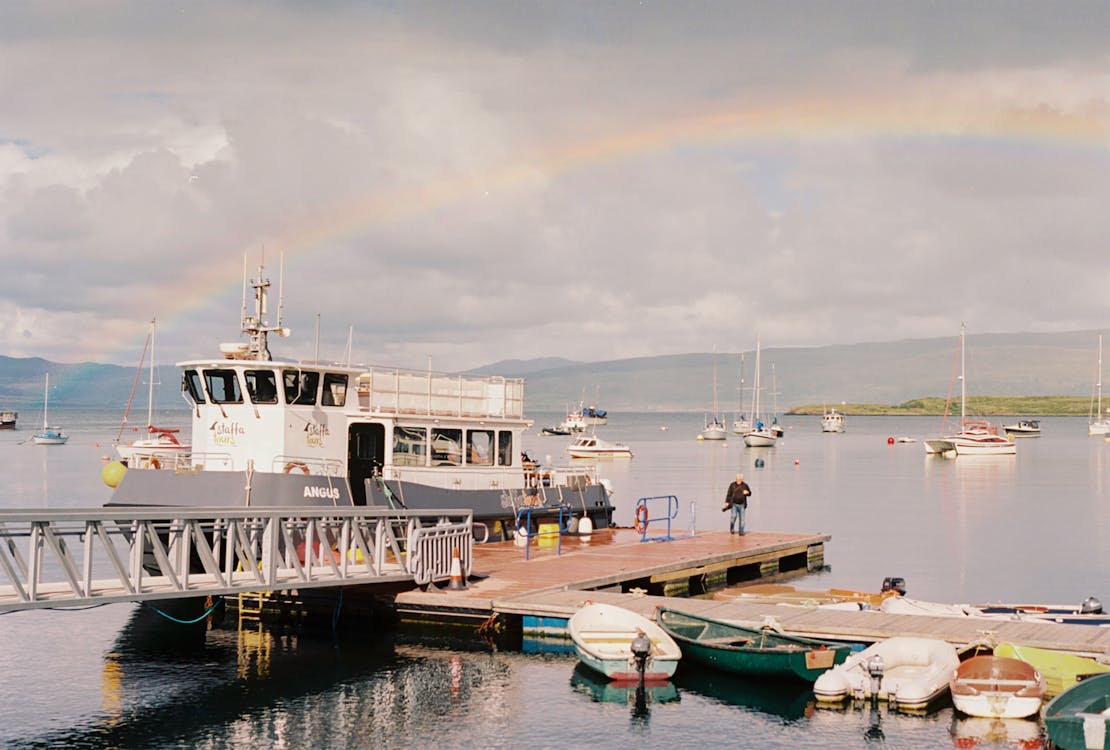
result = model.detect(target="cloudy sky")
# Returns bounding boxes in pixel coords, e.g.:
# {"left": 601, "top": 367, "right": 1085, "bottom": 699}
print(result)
{"left": 2, "top": 2, "right": 1108, "bottom": 371}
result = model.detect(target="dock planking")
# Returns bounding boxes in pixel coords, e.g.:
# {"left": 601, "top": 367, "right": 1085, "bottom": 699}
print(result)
{"left": 394, "top": 529, "right": 1110, "bottom": 657}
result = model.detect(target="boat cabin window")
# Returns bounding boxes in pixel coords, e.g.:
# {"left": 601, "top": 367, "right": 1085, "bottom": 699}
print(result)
{"left": 467, "top": 430, "right": 494, "bottom": 466}
{"left": 498, "top": 431, "right": 513, "bottom": 466}
{"left": 183, "top": 370, "right": 206, "bottom": 404}
{"left": 431, "top": 428, "right": 462, "bottom": 466}
{"left": 321, "top": 373, "right": 348, "bottom": 407}
{"left": 283, "top": 370, "right": 319, "bottom": 405}
{"left": 204, "top": 369, "right": 243, "bottom": 404}
{"left": 392, "top": 426, "right": 427, "bottom": 466}
{"left": 244, "top": 369, "right": 279, "bottom": 404}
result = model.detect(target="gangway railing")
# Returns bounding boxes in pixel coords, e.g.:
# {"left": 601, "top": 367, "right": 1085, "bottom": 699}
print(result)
{"left": 634, "top": 495, "right": 682, "bottom": 542}
{"left": 514, "top": 505, "right": 567, "bottom": 560}
{"left": 0, "top": 506, "right": 472, "bottom": 613}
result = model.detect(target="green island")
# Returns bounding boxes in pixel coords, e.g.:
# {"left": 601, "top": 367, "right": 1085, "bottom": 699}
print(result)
{"left": 788, "top": 396, "right": 1096, "bottom": 417}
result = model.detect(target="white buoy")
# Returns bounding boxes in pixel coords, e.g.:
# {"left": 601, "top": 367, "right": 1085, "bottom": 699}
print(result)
{"left": 578, "top": 516, "right": 594, "bottom": 535}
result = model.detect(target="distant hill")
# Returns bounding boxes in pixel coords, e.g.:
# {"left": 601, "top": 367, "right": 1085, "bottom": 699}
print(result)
{"left": 1, "top": 330, "right": 1104, "bottom": 413}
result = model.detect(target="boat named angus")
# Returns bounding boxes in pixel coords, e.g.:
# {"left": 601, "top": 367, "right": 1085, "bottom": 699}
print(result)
{"left": 106, "top": 263, "right": 615, "bottom": 540}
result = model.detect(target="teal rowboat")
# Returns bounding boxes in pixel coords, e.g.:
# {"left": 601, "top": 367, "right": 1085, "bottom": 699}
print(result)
{"left": 657, "top": 607, "right": 851, "bottom": 682}
{"left": 1044, "top": 672, "right": 1110, "bottom": 750}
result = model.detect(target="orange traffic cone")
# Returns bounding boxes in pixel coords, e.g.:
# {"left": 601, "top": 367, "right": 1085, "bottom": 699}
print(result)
{"left": 447, "top": 547, "right": 467, "bottom": 590}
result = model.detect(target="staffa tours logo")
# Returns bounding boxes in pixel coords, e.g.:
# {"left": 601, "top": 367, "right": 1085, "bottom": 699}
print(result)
{"left": 304, "top": 420, "right": 330, "bottom": 447}
{"left": 209, "top": 420, "right": 246, "bottom": 447}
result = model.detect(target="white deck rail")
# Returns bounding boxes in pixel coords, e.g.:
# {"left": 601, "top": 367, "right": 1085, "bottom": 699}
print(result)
{"left": 0, "top": 506, "right": 472, "bottom": 613}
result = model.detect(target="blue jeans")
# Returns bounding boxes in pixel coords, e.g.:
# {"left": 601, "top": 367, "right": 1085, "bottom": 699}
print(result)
{"left": 730, "top": 503, "right": 746, "bottom": 533}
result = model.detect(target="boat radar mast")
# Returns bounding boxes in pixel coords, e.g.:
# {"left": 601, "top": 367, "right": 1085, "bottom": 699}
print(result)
{"left": 224, "top": 255, "right": 290, "bottom": 361}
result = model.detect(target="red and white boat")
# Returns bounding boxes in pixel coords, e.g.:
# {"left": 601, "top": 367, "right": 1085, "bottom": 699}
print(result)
{"left": 950, "top": 654, "right": 1046, "bottom": 719}
{"left": 113, "top": 318, "right": 191, "bottom": 470}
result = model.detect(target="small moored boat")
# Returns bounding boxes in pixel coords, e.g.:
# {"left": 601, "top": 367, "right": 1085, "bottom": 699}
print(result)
{"left": 813, "top": 636, "right": 960, "bottom": 710}
{"left": 1043, "top": 672, "right": 1110, "bottom": 750}
{"left": 656, "top": 608, "right": 850, "bottom": 682}
{"left": 994, "top": 642, "right": 1110, "bottom": 697}
{"left": 949, "top": 654, "right": 1046, "bottom": 719}
{"left": 31, "top": 373, "right": 67, "bottom": 446}
{"left": 566, "top": 434, "right": 633, "bottom": 459}
{"left": 568, "top": 603, "right": 681, "bottom": 682}
{"left": 1003, "top": 419, "right": 1041, "bottom": 438}
{"left": 821, "top": 409, "right": 845, "bottom": 433}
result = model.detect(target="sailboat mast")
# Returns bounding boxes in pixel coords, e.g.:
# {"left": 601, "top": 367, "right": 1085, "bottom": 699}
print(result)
{"left": 960, "top": 324, "right": 967, "bottom": 425}
{"left": 42, "top": 373, "right": 49, "bottom": 430}
{"left": 1099, "top": 334, "right": 1104, "bottom": 419}
{"left": 147, "top": 318, "right": 156, "bottom": 428}
{"left": 751, "top": 339, "right": 761, "bottom": 420}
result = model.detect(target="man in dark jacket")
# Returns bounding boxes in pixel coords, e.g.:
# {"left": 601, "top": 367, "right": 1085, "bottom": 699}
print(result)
{"left": 723, "top": 473, "right": 752, "bottom": 534}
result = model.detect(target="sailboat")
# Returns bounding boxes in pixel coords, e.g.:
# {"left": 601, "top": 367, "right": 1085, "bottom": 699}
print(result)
{"left": 1089, "top": 333, "right": 1110, "bottom": 437}
{"left": 731, "top": 352, "right": 751, "bottom": 434}
{"left": 31, "top": 373, "right": 68, "bottom": 445}
{"left": 700, "top": 347, "right": 727, "bottom": 440}
{"left": 924, "top": 324, "right": 1015, "bottom": 456}
{"left": 743, "top": 339, "right": 777, "bottom": 447}
{"left": 768, "top": 362, "right": 785, "bottom": 437}
{"left": 114, "top": 318, "right": 191, "bottom": 469}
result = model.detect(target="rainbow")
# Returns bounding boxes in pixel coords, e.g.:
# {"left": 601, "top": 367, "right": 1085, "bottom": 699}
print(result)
{"left": 115, "top": 93, "right": 1110, "bottom": 351}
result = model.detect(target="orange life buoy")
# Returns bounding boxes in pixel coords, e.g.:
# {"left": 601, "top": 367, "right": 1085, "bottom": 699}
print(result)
{"left": 634, "top": 504, "right": 649, "bottom": 534}
{"left": 283, "top": 461, "right": 310, "bottom": 475}
{"left": 148, "top": 457, "right": 161, "bottom": 470}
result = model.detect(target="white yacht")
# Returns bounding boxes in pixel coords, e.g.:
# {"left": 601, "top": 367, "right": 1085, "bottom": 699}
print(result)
{"left": 743, "top": 338, "right": 777, "bottom": 447}
{"left": 566, "top": 434, "right": 633, "bottom": 459}
{"left": 105, "top": 262, "right": 615, "bottom": 540}
{"left": 1090, "top": 334, "right": 1110, "bottom": 437}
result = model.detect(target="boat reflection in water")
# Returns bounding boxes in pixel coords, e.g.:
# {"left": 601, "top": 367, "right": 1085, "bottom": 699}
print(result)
{"left": 948, "top": 715, "right": 1045, "bottom": 748}
{"left": 570, "top": 663, "right": 679, "bottom": 725}
{"left": 674, "top": 669, "right": 815, "bottom": 721}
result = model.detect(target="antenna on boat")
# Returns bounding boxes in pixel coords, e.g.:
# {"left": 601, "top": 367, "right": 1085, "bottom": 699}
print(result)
{"left": 344, "top": 325, "right": 353, "bottom": 367}
{"left": 314, "top": 313, "right": 321, "bottom": 363}
{"left": 230, "top": 251, "right": 291, "bottom": 362}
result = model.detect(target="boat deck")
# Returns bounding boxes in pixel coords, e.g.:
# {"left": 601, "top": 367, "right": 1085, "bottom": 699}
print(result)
{"left": 395, "top": 529, "right": 1110, "bottom": 656}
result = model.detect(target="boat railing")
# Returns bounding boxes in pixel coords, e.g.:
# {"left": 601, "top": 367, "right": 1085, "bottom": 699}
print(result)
{"left": 187, "top": 451, "right": 235, "bottom": 470}
{"left": 634, "top": 495, "right": 681, "bottom": 543}
{"left": 271, "top": 456, "right": 346, "bottom": 477}
{"left": 127, "top": 451, "right": 193, "bottom": 471}
{"left": 353, "top": 367, "right": 525, "bottom": 420}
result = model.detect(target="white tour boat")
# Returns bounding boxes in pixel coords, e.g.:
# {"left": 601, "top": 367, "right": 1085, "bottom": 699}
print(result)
{"left": 105, "top": 261, "right": 615, "bottom": 540}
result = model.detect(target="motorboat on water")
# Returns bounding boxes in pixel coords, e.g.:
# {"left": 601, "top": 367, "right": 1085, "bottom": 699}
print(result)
{"left": 821, "top": 409, "right": 845, "bottom": 433}
{"left": 1002, "top": 419, "right": 1041, "bottom": 438}
{"left": 568, "top": 602, "right": 681, "bottom": 682}
{"left": 566, "top": 433, "right": 633, "bottom": 459}
{"left": 31, "top": 373, "right": 68, "bottom": 445}
{"left": 813, "top": 636, "right": 960, "bottom": 711}
{"left": 880, "top": 595, "right": 1110, "bottom": 626}
{"left": 114, "top": 318, "right": 192, "bottom": 470}
{"left": 0, "top": 409, "right": 16, "bottom": 429}
{"left": 925, "top": 326, "right": 1015, "bottom": 457}
{"left": 103, "top": 261, "right": 615, "bottom": 540}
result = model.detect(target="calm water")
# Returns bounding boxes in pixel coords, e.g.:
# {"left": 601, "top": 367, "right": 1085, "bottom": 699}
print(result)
{"left": 2, "top": 409, "right": 1108, "bottom": 748}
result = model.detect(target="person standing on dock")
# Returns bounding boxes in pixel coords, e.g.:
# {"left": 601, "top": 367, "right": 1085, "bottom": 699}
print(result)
{"left": 723, "top": 473, "right": 752, "bottom": 535}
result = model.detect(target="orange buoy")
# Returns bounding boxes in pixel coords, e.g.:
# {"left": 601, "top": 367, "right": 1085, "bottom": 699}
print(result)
{"left": 887, "top": 436, "right": 895, "bottom": 445}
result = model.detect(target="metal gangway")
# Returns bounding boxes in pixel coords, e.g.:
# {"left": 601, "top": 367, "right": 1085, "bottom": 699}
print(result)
{"left": 0, "top": 506, "right": 473, "bottom": 614}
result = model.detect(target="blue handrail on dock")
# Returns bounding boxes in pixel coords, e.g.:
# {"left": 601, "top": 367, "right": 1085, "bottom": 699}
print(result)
{"left": 515, "top": 505, "right": 567, "bottom": 560}
{"left": 634, "top": 495, "right": 680, "bottom": 542}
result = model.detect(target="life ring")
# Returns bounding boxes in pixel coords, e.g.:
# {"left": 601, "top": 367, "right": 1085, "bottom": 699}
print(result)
{"left": 634, "top": 504, "right": 649, "bottom": 534}
{"left": 148, "top": 457, "right": 161, "bottom": 470}
{"left": 283, "top": 461, "right": 310, "bottom": 475}
{"left": 584, "top": 475, "right": 594, "bottom": 486}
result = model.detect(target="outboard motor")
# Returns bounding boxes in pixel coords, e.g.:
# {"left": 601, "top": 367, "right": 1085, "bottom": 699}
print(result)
{"left": 630, "top": 630, "right": 652, "bottom": 683}
{"left": 867, "top": 654, "right": 885, "bottom": 703}
{"left": 1080, "top": 596, "right": 1103, "bottom": 615}
{"left": 881, "top": 577, "right": 907, "bottom": 596}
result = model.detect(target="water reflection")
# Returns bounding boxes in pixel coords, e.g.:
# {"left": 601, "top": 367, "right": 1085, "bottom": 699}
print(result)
{"left": 674, "top": 669, "right": 815, "bottom": 721}
{"left": 948, "top": 715, "right": 1045, "bottom": 748}
{"left": 570, "top": 663, "right": 679, "bottom": 727}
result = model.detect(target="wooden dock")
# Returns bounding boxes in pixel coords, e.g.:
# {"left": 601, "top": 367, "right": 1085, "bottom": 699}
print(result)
{"left": 395, "top": 529, "right": 1110, "bottom": 657}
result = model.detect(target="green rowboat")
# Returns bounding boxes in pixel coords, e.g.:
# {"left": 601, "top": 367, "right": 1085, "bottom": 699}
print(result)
{"left": 656, "top": 607, "right": 851, "bottom": 682}
{"left": 1044, "top": 672, "right": 1110, "bottom": 750}
{"left": 995, "top": 642, "right": 1110, "bottom": 697}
